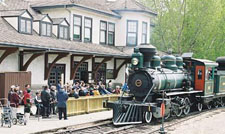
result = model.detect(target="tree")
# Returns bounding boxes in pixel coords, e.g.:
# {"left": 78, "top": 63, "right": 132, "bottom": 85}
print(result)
{"left": 143, "top": 0, "right": 225, "bottom": 60}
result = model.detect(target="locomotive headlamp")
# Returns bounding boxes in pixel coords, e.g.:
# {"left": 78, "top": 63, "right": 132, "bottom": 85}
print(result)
{"left": 132, "top": 58, "right": 139, "bottom": 66}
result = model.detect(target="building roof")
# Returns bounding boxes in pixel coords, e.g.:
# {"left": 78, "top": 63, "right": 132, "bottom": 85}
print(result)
{"left": 30, "top": 0, "right": 121, "bottom": 18}
{"left": 109, "top": 0, "right": 157, "bottom": 16}
{"left": 51, "top": 18, "right": 66, "bottom": 25}
{"left": 0, "top": 17, "right": 129, "bottom": 57}
{"left": 30, "top": 0, "right": 156, "bottom": 18}
{"left": 0, "top": 9, "right": 26, "bottom": 17}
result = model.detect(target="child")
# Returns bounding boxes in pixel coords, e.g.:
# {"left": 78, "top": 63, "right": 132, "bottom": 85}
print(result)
{"left": 34, "top": 92, "right": 42, "bottom": 116}
{"left": 24, "top": 99, "right": 31, "bottom": 125}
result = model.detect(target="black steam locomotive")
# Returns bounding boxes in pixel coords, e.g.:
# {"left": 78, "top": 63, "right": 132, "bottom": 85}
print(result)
{"left": 104, "top": 44, "right": 225, "bottom": 125}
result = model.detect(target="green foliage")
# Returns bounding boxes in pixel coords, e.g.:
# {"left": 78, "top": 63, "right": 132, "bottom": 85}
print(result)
{"left": 143, "top": 0, "right": 225, "bottom": 60}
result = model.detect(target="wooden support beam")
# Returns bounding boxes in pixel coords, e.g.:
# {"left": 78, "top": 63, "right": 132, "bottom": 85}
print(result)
{"left": 20, "top": 52, "right": 43, "bottom": 71}
{"left": 0, "top": 48, "right": 18, "bottom": 64}
{"left": 114, "top": 59, "right": 130, "bottom": 79}
{"left": 44, "top": 53, "right": 69, "bottom": 80}
{"left": 93, "top": 57, "right": 113, "bottom": 83}
{"left": 70, "top": 55, "right": 93, "bottom": 80}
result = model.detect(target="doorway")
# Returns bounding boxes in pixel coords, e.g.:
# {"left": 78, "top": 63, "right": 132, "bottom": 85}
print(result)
{"left": 48, "top": 64, "right": 66, "bottom": 86}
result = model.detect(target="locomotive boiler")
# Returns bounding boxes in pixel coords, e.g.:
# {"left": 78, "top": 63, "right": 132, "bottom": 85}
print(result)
{"left": 104, "top": 44, "right": 225, "bottom": 125}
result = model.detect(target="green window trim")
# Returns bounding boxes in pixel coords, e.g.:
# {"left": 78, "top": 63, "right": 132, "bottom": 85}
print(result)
{"left": 84, "top": 17, "right": 92, "bottom": 43}
{"left": 108, "top": 22, "right": 115, "bottom": 46}
{"left": 73, "top": 14, "right": 82, "bottom": 41}
{"left": 126, "top": 20, "right": 138, "bottom": 46}
{"left": 100, "top": 20, "right": 107, "bottom": 44}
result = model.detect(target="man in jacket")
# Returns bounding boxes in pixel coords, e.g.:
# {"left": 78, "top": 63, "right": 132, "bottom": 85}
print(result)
{"left": 41, "top": 86, "right": 51, "bottom": 118}
{"left": 56, "top": 88, "right": 68, "bottom": 120}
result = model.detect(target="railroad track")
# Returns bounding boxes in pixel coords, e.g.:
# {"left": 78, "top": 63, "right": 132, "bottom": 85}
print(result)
{"left": 40, "top": 107, "right": 225, "bottom": 134}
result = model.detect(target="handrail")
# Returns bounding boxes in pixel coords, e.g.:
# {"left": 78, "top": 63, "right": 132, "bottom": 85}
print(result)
{"left": 142, "top": 84, "right": 155, "bottom": 104}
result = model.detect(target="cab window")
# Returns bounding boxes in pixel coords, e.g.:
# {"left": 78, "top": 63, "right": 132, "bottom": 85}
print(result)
{"left": 198, "top": 69, "right": 202, "bottom": 79}
{"left": 206, "top": 67, "right": 214, "bottom": 80}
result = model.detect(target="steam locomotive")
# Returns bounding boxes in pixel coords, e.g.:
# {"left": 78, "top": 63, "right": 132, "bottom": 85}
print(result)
{"left": 104, "top": 44, "right": 225, "bottom": 125}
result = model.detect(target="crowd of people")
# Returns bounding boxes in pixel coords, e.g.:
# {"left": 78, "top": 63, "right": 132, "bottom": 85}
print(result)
{"left": 66, "top": 80, "right": 121, "bottom": 98}
{"left": 7, "top": 80, "right": 124, "bottom": 124}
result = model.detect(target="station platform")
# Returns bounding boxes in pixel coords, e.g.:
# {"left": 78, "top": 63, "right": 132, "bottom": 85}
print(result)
{"left": 0, "top": 106, "right": 113, "bottom": 134}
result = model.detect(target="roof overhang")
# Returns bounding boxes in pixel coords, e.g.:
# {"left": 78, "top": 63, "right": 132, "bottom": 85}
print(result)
{"left": 0, "top": 42, "right": 130, "bottom": 58}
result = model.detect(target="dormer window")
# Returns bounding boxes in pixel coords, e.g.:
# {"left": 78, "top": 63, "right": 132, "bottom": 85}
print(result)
{"left": 52, "top": 18, "right": 70, "bottom": 40}
{"left": 59, "top": 25, "right": 69, "bottom": 40}
{"left": 19, "top": 17, "right": 32, "bottom": 34}
{"left": 18, "top": 10, "right": 33, "bottom": 34}
{"left": 41, "top": 22, "right": 52, "bottom": 37}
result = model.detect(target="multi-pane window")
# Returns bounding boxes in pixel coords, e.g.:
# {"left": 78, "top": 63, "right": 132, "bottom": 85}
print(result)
{"left": 108, "top": 23, "right": 115, "bottom": 45}
{"left": 20, "top": 17, "right": 32, "bottom": 34}
{"left": 127, "top": 20, "right": 138, "bottom": 46}
{"left": 100, "top": 21, "right": 107, "bottom": 44}
{"left": 41, "top": 22, "right": 52, "bottom": 37}
{"left": 84, "top": 17, "right": 92, "bottom": 42}
{"left": 73, "top": 15, "right": 82, "bottom": 41}
{"left": 142, "top": 22, "right": 147, "bottom": 44}
{"left": 59, "top": 25, "right": 69, "bottom": 40}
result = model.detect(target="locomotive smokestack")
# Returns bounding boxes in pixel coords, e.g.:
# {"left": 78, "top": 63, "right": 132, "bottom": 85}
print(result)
{"left": 137, "top": 44, "right": 157, "bottom": 68}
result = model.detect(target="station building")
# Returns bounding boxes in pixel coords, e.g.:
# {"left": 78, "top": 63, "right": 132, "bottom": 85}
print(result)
{"left": 0, "top": 0, "right": 156, "bottom": 89}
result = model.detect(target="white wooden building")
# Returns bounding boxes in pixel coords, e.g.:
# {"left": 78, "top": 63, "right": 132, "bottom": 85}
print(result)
{"left": 0, "top": 0, "right": 156, "bottom": 89}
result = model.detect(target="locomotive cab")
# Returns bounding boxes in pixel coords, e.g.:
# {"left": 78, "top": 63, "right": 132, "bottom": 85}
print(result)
{"left": 183, "top": 58, "right": 218, "bottom": 96}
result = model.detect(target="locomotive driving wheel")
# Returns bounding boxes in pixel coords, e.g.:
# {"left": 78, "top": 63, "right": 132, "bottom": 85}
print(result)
{"left": 207, "top": 103, "right": 212, "bottom": 110}
{"left": 183, "top": 97, "right": 191, "bottom": 115}
{"left": 172, "top": 103, "right": 182, "bottom": 117}
{"left": 219, "top": 97, "right": 224, "bottom": 107}
{"left": 213, "top": 100, "right": 219, "bottom": 108}
{"left": 197, "top": 103, "right": 203, "bottom": 112}
{"left": 143, "top": 111, "right": 153, "bottom": 123}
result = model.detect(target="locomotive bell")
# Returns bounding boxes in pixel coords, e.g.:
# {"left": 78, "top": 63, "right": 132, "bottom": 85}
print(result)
{"left": 136, "top": 44, "right": 157, "bottom": 68}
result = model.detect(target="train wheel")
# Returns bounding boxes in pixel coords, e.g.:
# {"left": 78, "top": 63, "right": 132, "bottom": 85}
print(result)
{"left": 144, "top": 112, "right": 153, "bottom": 123}
{"left": 183, "top": 97, "right": 191, "bottom": 115}
{"left": 197, "top": 103, "right": 203, "bottom": 112}
{"left": 214, "top": 101, "right": 219, "bottom": 108}
{"left": 219, "top": 98, "right": 224, "bottom": 107}
{"left": 207, "top": 103, "right": 212, "bottom": 110}
{"left": 174, "top": 105, "right": 182, "bottom": 117}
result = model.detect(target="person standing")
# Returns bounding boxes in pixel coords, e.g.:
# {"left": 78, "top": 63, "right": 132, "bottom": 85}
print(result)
{"left": 23, "top": 89, "right": 31, "bottom": 105}
{"left": 34, "top": 92, "right": 42, "bottom": 116}
{"left": 41, "top": 86, "right": 51, "bottom": 118}
{"left": 22, "top": 84, "right": 30, "bottom": 105}
{"left": 24, "top": 99, "right": 31, "bottom": 125}
{"left": 56, "top": 88, "right": 68, "bottom": 120}
{"left": 8, "top": 85, "right": 15, "bottom": 104}
{"left": 50, "top": 86, "right": 57, "bottom": 115}
{"left": 10, "top": 88, "right": 20, "bottom": 107}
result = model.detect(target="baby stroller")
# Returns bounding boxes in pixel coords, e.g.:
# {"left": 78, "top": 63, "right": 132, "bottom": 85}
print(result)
{"left": 0, "top": 98, "right": 17, "bottom": 128}
{"left": 13, "top": 113, "right": 24, "bottom": 125}
{"left": 1, "top": 106, "right": 13, "bottom": 128}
